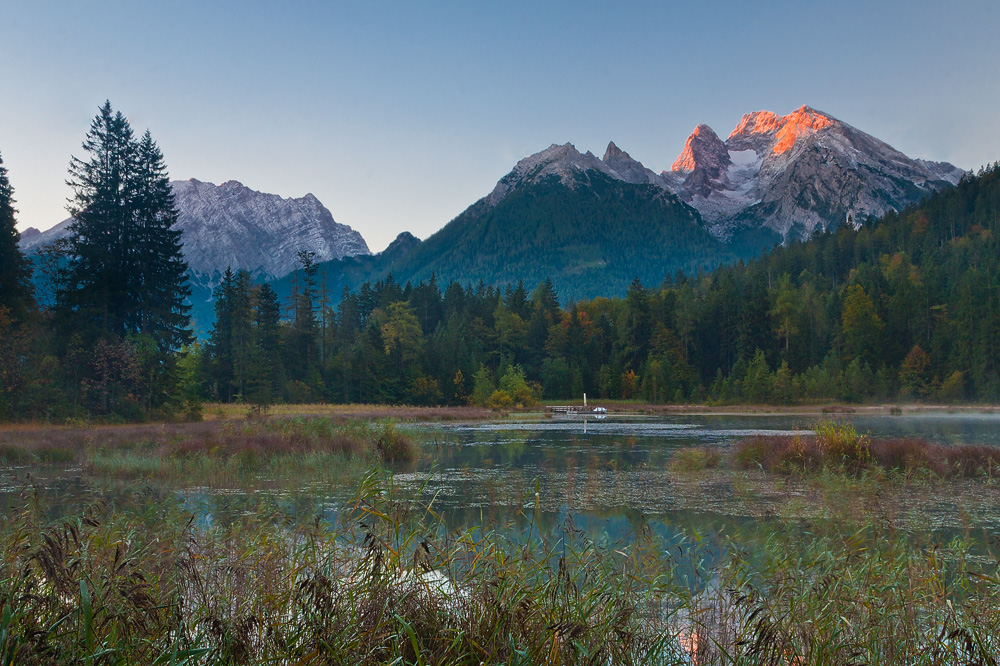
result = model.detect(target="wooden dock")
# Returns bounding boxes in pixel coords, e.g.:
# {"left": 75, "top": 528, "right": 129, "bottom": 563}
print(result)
{"left": 546, "top": 405, "right": 607, "bottom": 414}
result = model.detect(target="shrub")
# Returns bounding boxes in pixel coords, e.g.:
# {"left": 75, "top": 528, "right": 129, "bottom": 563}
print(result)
{"left": 485, "top": 389, "right": 515, "bottom": 410}
{"left": 497, "top": 365, "right": 540, "bottom": 407}
{"left": 669, "top": 446, "right": 721, "bottom": 472}
{"left": 372, "top": 421, "right": 416, "bottom": 463}
{"left": 814, "top": 420, "right": 871, "bottom": 468}
{"left": 734, "top": 436, "right": 773, "bottom": 470}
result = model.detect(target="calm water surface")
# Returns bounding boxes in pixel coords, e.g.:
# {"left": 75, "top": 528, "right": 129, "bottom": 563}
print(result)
{"left": 389, "top": 413, "right": 1000, "bottom": 531}
{"left": 6, "top": 412, "right": 1000, "bottom": 544}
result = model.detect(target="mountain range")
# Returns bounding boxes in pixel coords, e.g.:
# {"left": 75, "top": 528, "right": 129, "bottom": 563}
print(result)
{"left": 20, "top": 105, "right": 966, "bottom": 312}
{"left": 19, "top": 178, "right": 370, "bottom": 283}
{"left": 662, "top": 105, "right": 964, "bottom": 243}
{"left": 348, "top": 105, "right": 964, "bottom": 299}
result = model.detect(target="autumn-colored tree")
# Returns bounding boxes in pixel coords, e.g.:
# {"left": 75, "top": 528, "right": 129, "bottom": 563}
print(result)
{"left": 841, "top": 284, "right": 884, "bottom": 365}
{"left": 899, "top": 344, "right": 932, "bottom": 399}
{"left": 381, "top": 301, "right": 424, "bottom": 374}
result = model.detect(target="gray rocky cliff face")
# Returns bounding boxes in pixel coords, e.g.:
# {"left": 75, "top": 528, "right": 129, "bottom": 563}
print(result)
{"left": 670, "top": 124, "right": 733, "bottom": 199}
{"left": 482, "top": 106, "right": 964, "bottom": 244}
{"left": 171, "top": 179, "right": 369, "bottom": 279}
{"left": 601, "top": 141, "right": 666, "bottom": 186}
{"left": 668, "top": 106, "right": 966, "bottom": 240}
{"left": 20, "top": 179, "right": 370, "bottom": 281}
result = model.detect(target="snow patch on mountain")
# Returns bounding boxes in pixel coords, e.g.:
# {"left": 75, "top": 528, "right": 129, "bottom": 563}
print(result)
{"left": 480, "top": 106, "right": 965, "bottom": 245}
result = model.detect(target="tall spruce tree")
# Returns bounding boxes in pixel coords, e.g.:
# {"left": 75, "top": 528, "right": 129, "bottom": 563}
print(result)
{"left": 208, "top": 268, "right": 236, "bottom": 399}
{"left": 0, "top": 151, "right": 34, "bottom": 320}
{"left": 247, "top": 283, "right": 284, "bottom": 409}
{"left": 288, "top": 250, "right": 319, "bottom": 381}
{"left": 207, "top": 268, "right": 254, "bottom": 400}
{"left": 133, "top": 130, "right": 191, "bottom": 350}
{"left": 61, "top": 101, "right": 190, "bottom": 349}
{"left": 62, "top": 102, "right": 137, "bottom": 339}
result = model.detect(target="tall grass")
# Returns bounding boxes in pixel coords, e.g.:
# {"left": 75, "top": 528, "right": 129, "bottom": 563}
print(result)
{"left": 733, "top": 420, "right": 1000, "bottom": 478}
{"left": 1, "top": 472, "right": 999, "bottom": 664}
{"left": 0, "top": 417, "right": 416, "bottom": 486}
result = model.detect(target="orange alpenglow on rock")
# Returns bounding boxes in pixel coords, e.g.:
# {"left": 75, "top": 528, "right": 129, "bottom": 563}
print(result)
{"left": 728, "top": 110, "right": 784, "bottom": 138}
{"left": 671, "top": 124, "right": 725, "bottom": 172}
{"left": 772, "top": 106, "right": 834, "bottom": 153}
{"left": 728, "top": 105, "right": 834, "bottom": 154}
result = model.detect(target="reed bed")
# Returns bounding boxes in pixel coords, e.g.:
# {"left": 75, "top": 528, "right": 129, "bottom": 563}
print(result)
{"left": 0, "top": 417, "right": 416, "bottom": 486}
{"left": 200, "top": 403, "right": 500, "bottom": 421}
{"left": 731, "top": 421, "right": 1000, "bottom": 478}
{"left": 1, "top": 471, "right": 1000, "bottom": 665}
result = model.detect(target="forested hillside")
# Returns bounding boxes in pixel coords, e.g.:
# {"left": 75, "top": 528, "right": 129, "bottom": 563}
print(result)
{"left": 3, "top": 135, "right": 999, "bottom": 418}
{"left": 199, "top": 164, "right": 1000, "bottom": 407}
{"left": 378, "top": 171, "right": 735, "bottom": 302}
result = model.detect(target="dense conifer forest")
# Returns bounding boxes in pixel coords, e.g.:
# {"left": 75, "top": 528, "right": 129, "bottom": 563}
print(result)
{"left": 187, "top": 162, "right": 1000, "bottom": 411}
{"left": 2, "top": 107, "right": 999, "bottom": 420}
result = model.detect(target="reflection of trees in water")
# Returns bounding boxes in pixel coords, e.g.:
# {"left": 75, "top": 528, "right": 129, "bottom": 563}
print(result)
{"left": 499, "top": 430, "right": 531, "bottom": 463}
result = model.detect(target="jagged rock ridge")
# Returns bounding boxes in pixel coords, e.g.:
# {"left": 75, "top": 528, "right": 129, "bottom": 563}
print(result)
{"left": 485, "top": 106, "right": 965, "bottom": 244}
{"left": 666, "top": 105, "right": 966, "bottom": 240}
{"left": 19, "top": 179, "right": 370, "bottom": 281}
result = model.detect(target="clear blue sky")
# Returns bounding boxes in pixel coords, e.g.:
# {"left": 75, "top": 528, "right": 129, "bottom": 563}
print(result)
{"left": 3, "top": 0, "right": 998, "bottom": 251}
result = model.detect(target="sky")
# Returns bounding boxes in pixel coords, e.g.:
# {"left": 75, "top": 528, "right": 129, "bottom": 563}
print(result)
{"left": 2, "top": 0, "right": 999, "bottom": 252}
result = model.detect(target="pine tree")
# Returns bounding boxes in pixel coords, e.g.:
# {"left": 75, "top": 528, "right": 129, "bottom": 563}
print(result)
{"left": 289, "top": 250, "right": 319, "bottom": 381}
{"left": 61, "top": 101, "right": 191, "bottom": 349}
{"left": 253, "top": 282, "right": 283, "bottom": 400}
{"left": 133, "top": 130, "right": 191, "bottom": 350}
{"left": 0, "top": 151, "right": 33, "bottom": 320}
{"left": 230, "top": 269, "right": 254, "bottom": 398}
{"left": 62, "top": 101, "right": 138, "bottom": 339}
{"left": 208, "top": 268, "right": 236, "bottom": 399}
{"left": 207, "top": 268, "right": 254, "bottom": 401}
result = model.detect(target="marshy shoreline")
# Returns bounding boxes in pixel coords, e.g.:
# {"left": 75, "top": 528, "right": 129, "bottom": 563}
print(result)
{"left": 3, "top": 407, "right": 1000, "bottom": 664}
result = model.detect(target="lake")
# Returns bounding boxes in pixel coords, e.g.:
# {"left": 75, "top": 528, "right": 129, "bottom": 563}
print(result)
{"left": 6, "top": 411, "right": 1000, "bottom": 542}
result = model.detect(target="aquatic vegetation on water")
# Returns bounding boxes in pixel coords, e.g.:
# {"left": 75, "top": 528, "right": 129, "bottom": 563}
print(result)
{"left": 733, "top": 420, "right": 1000, "bottom": 478}
{"left": 668, "top": 447, "right": 722, "bottom": 473}
{"left": 1, "top": 472, "right": 1000, "bottom": 664}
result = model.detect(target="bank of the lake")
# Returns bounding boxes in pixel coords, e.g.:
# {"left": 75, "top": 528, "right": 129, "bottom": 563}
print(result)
{"left": 3, "top": 409, "right": 1000, "bottom": 663}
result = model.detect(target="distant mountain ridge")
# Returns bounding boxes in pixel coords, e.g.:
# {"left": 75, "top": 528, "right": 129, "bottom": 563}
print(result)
{"left": 367, "top": 152, "right": 731, "bottom": 301}
{"left": 663, "top": 105, "right": 965, "bottom": 241}
{"left": 461, "top": 106, "right": 964, "bottom": 251}
{"left": 19, "top": 178, "right": 370, "bottom": 281}
{"left": 19, "top": 105, "right": 967, "bottom": 319}
{"left": 358, "top": 106, "right": 964, "bottom": 301}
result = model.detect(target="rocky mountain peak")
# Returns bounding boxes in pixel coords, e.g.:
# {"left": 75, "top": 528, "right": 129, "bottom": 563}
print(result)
{"left": 602, "top": 140, "right": 626, "bottom": 162}
{"left": 671, "top": 124, "right": 729, "bottom": 173}
{"left": 20, "top": 179, "right": 371, "bottom": 282}
{"left": 728, "top": 110, "right": 784, "bottom": 140}
{"left": 772, "top": 106, "right": 836, "bottom": 154}
{"left": 602, "top": 141, "right": 664, "bottom": 186}
{"left": 486, "top": 142, "right": 615, "bottom": 206}
{"left": 382, "top": 231, "right": 422, "bottom": 261}
{"left": 727, "top": 106, "right": 837, "bottom": 155}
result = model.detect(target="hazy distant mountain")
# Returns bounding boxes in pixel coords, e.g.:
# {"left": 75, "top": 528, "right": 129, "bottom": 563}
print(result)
{"left": 20, "top": 178, "right": 370, "bottom": 282}
{"left": 663, "top": 105, "right": 965, "bottom": 243}
{"left": 269, "top": 230, "right": 421, "bottom": 307}
{"left": 20, "top": 179, "right": 370, "bottom": 333}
